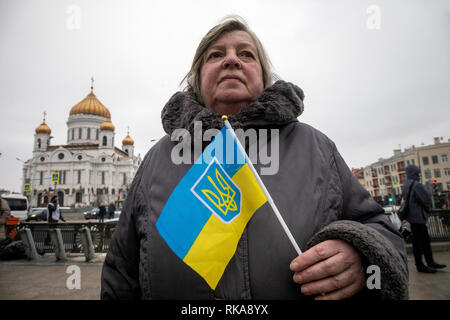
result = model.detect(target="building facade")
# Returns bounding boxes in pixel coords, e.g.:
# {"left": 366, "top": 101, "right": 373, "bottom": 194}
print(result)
{"left": 351, "top": 168, "right": 365, "bottom": 188}
{"left": 21, "top": 82, "right": 141, "bottom": 207}
{"left": 363, "top": 137, "right": 450, "bottom": 205}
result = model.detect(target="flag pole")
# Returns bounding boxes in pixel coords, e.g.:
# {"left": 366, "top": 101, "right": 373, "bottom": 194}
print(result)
{"left": 222, "top": 116, "right": 302, "bottom": 256}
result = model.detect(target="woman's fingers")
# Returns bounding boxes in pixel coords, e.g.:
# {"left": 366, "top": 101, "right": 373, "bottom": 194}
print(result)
{"left": 313, "top": 275, "right": 366, "bottom": 300}
{"left": 293, "top": 251, "right": 350, "bottom": 284}
{"left": 299, "top": 262, "right": 363, "bottom": 296}
{"left": 291, "top": 239, "right": 365, "bottom": 300}
{"left": 290, "top": 240, "right": 342, "bottom": 272}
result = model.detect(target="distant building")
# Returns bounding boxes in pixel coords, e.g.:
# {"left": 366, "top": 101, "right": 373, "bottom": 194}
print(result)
{"left": 351, "top": 168, "right": 365, "bottom": 188}
{"left": 363, "top": 137, "right": 450, "bottom": 205}
{"left": 21, "top": 80, "right": 141, "bottom": 207}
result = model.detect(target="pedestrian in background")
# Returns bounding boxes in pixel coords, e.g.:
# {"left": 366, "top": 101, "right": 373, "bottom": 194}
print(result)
{"left": 47, "top": 195, "right": 65, "bottom": 223}
{"left": 98, "top": 203, "right": 106, "bottom": 223}
{"left": 45, "top": 195, "right": 65, "bottom": 245}
{"left": 107, "top": 202, "right": 116, "bottom": 220}
{"left": 402, "top": 165, "right": 446, "bottom": 273}
{"left": 0, "top": 198, "right": 11, "bottom": 242}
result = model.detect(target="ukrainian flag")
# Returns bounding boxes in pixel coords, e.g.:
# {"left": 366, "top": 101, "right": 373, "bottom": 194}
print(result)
{"left": 156, "top": 125, "right": 268, "bottom": 289}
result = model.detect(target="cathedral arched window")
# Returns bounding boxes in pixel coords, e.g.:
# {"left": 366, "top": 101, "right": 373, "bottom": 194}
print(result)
{"left": 78, "top": 128, "right": 82, "bottom": 139}
{"left": 87, "top": 128, "right": 91, "bottom": 139}
{"left": 37, "top": 138, "right": 41, "bottom": 148}
{"left": 102, "top": 136, "right": 107, "bottom": 146}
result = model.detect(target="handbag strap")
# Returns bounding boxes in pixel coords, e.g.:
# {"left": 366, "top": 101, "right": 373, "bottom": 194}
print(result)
{"left": 405, "top": 180, "right": 415, "bottom": 205}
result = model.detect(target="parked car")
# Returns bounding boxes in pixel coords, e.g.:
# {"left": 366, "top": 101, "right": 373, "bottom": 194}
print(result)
{"left": 26, "top": 207, "right": 48, "bottom": 221}
{"left": 83, "top": 207, "right": 99, "bottom": 220}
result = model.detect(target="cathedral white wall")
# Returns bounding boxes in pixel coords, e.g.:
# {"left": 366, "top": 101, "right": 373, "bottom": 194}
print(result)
{"left": 122, "top": 144, "right": 134, "bottom": 157}
{"left": 25, "top": 146, "right": 139, "bottom": 207}
{"left": 33, "top": 133, "right": 51, "bottom": 152}
{"left": 66, "top": 114, "right": 106, "bottom": 145}
{"left": 26, "top": 110, "right": 139, "bottom": 208}
{"left": 100, "top": 130, "right": 115, "bottom": 149}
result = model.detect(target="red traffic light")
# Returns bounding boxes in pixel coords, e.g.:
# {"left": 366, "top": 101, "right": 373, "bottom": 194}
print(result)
{"left": 432, "top": 180, "right": 436, "bottom": 184}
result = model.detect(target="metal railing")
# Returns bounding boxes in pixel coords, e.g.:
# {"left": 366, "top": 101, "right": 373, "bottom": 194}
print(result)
{"left": 427, "top": 209, "right": 450, "bottom": 241}
{"left": 17, "top": 222, "right": 117, "bottom": 253}
{"left": 15, "top": 210, "right": 449, "bottom": 254}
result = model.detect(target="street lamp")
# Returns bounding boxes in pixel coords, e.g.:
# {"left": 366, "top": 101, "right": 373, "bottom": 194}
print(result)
{"left": 16, "top": 157, "right": 30, "bottom": 200}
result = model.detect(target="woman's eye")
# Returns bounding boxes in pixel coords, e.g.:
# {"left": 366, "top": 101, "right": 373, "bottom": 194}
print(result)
{"left": 240, "top": 51, "right": 254, "bottom": 58}
{"left": 207, "top": 52, "right": 222, "bottom": 60}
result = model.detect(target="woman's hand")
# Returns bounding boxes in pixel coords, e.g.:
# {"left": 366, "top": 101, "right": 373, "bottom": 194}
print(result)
{"left": 290, "top": 239, "right": 365, "bottom": 300}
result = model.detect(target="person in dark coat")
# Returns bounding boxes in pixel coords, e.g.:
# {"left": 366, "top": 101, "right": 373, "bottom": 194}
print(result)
{"left": 98, "top": 203, "right": 106, "bottom": 223}
{"left": 47, "top": 196, "right": 65, "bottom": 223}
{"left": 45, "top": 195, "right": 65, "bottom": 245}
{"left": 107, "top": 202, "right": 116, "bottom": 219}
{"left": 101, "top": 17, "right": 408, "bottom": 300}
{"left": 402, "top": 165, "right": 446, "bottom": 273}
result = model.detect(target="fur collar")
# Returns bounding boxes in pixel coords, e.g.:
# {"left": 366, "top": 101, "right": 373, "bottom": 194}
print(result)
{"left": 161, "top": 80, "right": 305, "bottom": 136}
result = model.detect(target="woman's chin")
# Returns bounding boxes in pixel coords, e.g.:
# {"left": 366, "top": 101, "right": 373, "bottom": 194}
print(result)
{"left": 209, "top": 99, "right": 252, "bottom": 115}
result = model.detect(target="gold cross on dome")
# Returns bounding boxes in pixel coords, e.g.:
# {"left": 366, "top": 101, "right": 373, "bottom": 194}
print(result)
{"left": 43, "top": 111, "right": 47, "bottom": 122}
{"left": 90, "top": 76, "right": 94, "bottom": 91}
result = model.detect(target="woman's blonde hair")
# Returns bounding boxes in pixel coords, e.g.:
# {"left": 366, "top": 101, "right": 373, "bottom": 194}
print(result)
{"left": 181, "top": 16, "right": 275, "bottom": 105}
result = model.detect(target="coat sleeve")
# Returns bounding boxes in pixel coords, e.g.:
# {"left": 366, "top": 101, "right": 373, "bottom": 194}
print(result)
{"left": 101, "top": 174, "right": 143, "bottom": 299}
{"left": 101, "top": 151, "right": 153, "bottom": 300}
{"left": 307, "top": 141, "right": 409, "bottom": 300}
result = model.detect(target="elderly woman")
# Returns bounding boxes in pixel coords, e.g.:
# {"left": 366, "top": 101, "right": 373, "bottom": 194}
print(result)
{"left": 101, "top": 17, "right": 408, "bottom": 300}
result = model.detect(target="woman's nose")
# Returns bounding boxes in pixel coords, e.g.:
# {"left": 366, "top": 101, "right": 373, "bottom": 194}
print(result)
{"left": 222, "top": 52, "right": 241, "bottom": 69}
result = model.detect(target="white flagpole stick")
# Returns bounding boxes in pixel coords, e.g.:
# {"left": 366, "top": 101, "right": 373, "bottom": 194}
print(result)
{"left": 222, "top": 116, "right": 302, "bottom": 256}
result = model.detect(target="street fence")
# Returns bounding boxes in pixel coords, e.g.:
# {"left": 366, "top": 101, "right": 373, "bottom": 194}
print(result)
{"left": 17, "top": 221, "right": 116, "bottom": 254}
{"left": 15, "top": 209, "right": 450, "bottom": 254}
{"left": 427, "top": 209, "right": 450, "bottom": 241}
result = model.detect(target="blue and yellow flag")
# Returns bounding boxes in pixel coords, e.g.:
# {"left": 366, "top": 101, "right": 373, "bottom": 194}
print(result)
{"left": 156, "top": 125, "right": 268, "bottom": 289}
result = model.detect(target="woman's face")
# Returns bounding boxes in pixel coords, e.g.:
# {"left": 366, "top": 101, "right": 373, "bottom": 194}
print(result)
{"left": 200, "top": 30, "right": 264, "bottom": 115}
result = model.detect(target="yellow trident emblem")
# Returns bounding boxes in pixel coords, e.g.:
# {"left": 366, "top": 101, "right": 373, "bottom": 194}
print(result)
{"left": 201, "top": 168, "right": 238, "bottom": 216}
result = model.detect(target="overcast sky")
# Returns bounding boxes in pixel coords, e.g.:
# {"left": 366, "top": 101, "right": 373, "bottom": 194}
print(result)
{"left": 1, "top": 0, "right": 449, "bottom": 192}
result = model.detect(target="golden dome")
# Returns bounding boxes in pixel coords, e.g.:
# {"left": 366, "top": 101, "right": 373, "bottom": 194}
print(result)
{"left": 69, "top": 89, "right": 111, "bottom": 118}
{"left": 122, "top": 135, "right": 134, "bottom": 146}
{"left": 35, "top": 121, "right": 51, "bottom": 134}
{"left": 100, "top": 118, "right": 115, "bottom": 131}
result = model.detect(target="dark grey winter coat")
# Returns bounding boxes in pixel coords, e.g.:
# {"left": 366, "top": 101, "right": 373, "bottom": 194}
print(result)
{"left": 402, "top": 165, "right": 432, "bottom": 224}
{"left": 101, "top": 81, "right": 408, "bottom": 300}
